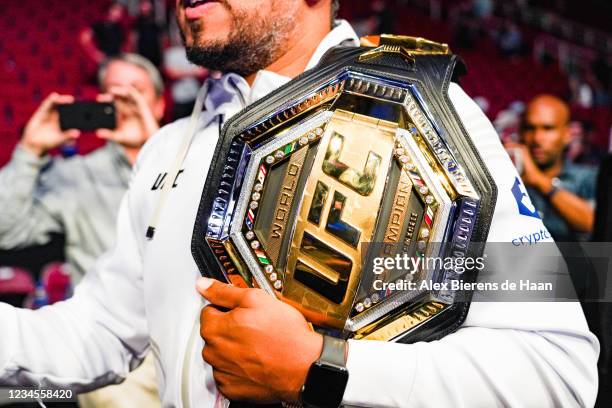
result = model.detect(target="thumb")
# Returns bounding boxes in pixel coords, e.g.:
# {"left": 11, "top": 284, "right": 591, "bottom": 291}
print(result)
{"left": 96, "top": 129, "right": 116, "bottom": 141}
{"left": 64, "top": 129, "right": 81, "bottom": 140}
{"left": 196, "top": 277, "right": 248, "bottom": 309}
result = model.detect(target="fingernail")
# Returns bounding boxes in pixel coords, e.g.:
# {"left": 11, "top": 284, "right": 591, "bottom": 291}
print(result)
{"left": 196, "top": 277, "right": 214, "bottom": 293}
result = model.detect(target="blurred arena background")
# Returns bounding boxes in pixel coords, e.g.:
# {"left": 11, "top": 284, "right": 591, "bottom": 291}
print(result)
{"left": 0, "top": 0, "right": 610, "bottom": 167}
{"left": 0, "top": 0, "right": 610, "bottom": 406}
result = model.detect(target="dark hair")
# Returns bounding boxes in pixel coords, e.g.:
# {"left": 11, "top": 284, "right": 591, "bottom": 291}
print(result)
{"left": 331, "top": 0, "right": 340, "bottom": 26}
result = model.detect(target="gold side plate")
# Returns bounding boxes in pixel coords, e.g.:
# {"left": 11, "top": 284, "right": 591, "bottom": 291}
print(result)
{"left": 355, "top": 301, "right": 447, "bottom": 341}
{"left": 359, "top": 34, "right": 450, "bottom": 63}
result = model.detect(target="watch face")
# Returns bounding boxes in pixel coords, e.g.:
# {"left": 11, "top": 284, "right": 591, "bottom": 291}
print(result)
{"left": 302, "top": 362, "right": 349, "bottom": 408}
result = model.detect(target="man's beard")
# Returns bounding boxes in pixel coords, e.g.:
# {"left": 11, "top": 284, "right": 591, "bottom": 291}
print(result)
{"left": 182, "top": 4, "right": 294, "bottom": 77}
{"left": 530, "top": 147, "right": 557, "bottom": 171}
{"left": 536, "top": 157, "right": 558, "bottom": 171}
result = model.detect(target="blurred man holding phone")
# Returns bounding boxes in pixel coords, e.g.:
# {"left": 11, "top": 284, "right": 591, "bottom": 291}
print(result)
{"left": 505, "top": 95, "right": 596, "bottom": 242}
{"left": 0, "top": 53, "right": 164, "bottom": 408}
{"left": 0, "top": 53, "right": 164, "bottom": 280}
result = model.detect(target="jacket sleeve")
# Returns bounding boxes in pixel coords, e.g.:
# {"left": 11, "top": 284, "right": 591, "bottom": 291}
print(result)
{"left": 0, "top": 183, "right": 149, "bottom": 392}
{"left": 341, "top": 84, "right": 599, "bottom": 407}
{"left": 0, "top": 145, "right": 63, "bottom": 249}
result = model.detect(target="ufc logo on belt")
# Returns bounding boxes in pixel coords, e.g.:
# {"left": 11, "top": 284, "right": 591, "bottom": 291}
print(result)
{"left": 285, "top": 110, "right": 397, "bottom": 328}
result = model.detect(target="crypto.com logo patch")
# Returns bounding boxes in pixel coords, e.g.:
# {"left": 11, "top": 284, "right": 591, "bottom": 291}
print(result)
{"left": 511, "top": 177, "right": 540, "bottom": 219}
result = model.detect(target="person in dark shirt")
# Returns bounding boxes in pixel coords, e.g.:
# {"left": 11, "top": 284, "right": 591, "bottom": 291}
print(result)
{"left": 505, "top": 95, "right": 597, "bottom": 242}
{"left": 81, "top": 3, "right": 128, "bottom": 64}
{"left": 372, "top": 0, "right": 394, "bottom": 34}
{"left": 592, "top": 153, "right": 612, "bottom": 406}
{"left": 134, "top": 0, "right": 163, "bottom": 67}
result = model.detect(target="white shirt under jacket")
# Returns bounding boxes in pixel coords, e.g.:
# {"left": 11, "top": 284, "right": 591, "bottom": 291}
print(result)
{"left": 0, "top": 21, "right": 599, "bottom": 408}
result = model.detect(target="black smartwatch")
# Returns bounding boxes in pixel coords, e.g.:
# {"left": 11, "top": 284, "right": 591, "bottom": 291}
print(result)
{"left": 300, "top": 335, "right": 349, "bottom": 408}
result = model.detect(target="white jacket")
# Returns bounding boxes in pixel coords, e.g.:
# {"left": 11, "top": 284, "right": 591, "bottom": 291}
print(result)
{"left": 0, "top": 21, "right": 599, "bottom": 408}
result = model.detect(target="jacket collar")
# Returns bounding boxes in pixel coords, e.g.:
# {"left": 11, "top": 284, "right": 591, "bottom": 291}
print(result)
{"left": 200, "top": 20, "right": 359, "bottom": 126}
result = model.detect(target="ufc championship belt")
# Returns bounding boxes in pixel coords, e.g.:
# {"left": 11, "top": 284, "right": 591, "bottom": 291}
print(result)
{"left": 192, "top": 35, "right": 497, "bottom": 343}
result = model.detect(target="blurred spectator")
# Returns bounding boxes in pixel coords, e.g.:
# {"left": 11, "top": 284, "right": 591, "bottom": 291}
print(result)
{"left": 162, "top": 10, "right": 206, "bottom": 120}
{"left": 567, "top": 121, "right": 606, "bottom": 166}
{"left": 21, "top": 262, "right": 72, "bottom": 309}
{"left": 118, "top": 0, "right": 142, "bottom": 16}
{"left": 372, "top": 0, "right": 395, "bottom": 34}
{"left": 567, "top": 121, "right": 586, "bottom": 161}
{"left": 577, "top": 81, "right": 594, "bottom": 108}
{"left": 496, "top": 21, "right": 523, "bottom": 58}
{"left": 163, "top": 41, "right": 207, "bottom": 120}
{"left": 506, "top": 95, "right": 596, "bottom": 242}
{"left": 591, "top": 53, "right": 612, "bottom": 107}
{"left": 472, "top": 0, "right": 494, "bottom": 20}
{"left": 473, "top": 96, "right": 490, "bottom": 115}
{"left": 569, "top": 74, "right": 594, "bottom": 109}
{"left": 454, "top": 7, "right": 479, "bottom": 49}
{"left": 0, "top": 266, "right": 34, "bottom": 307}
{"left": 0, "top": 53, "right": 164, "bottom": 408}
{"left": 494, "top": 100, "right": 525, "bottom": 141}
{"left": 80, "top": 3, "right": 129, "bottom": 65}
{"left": 134, "top": 0, "right": 164, "bottom": 67}
{"left": 350, "top": 17, "right": 376, "bottom": 38}
{"left": 0, "top": 53, "right": 164, "bottom": 283}
{"left": 591, "top": 53, "right": 611, "bottom": 92}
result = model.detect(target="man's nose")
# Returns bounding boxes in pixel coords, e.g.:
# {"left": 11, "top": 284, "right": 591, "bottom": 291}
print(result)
{"left": 533, "top": 128, "right": 548, "bottom": 145}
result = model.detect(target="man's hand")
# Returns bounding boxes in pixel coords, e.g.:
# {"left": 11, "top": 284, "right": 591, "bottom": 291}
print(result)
{"left": 96, "top": 86, "right": 159, "bottom": 149}
{"left": 197, "top": 277, "right": 323, "bottom": 404}
{"left": 505, "top": 142, "right": 552, "bottom": 193}
{"left": 21, "top": 93, "right": 80, "bottom": 157}
{"left": 505, "top": 142, "right": 595, "bottom": 232}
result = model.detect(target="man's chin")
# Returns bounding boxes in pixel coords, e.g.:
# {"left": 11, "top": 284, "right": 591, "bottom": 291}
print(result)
{"left": 185, "top": 44, "right": 261, "bottom": 77}
{"left": 535, "top": 159, "right": 555, "bottom": 170}
{"left": 184, "top": 31, "right": 230, "bottom": 51}
{"left": 183, "top": 16, "right": 231, "bottom": 43}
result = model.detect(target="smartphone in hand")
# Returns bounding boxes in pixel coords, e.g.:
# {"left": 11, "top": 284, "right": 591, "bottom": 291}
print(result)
{"left": 58, "top": 102, "right": 116, "bottom": 131}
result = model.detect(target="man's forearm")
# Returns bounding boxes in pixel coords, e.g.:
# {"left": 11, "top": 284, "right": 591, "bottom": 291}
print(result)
{"left": 550, "top": 189, "right": 595, "bottom": 233}
{"left": 536, "top": 178, "right": 595, "bottom": 233}
{"left": 343, "top": 314, "right": 599, "bottom": 407}
{"left": 0, "top": 241, "right": 149, "bottom": 393}
{"left": 0, "top": 297, "right": 135, "bottom": 392}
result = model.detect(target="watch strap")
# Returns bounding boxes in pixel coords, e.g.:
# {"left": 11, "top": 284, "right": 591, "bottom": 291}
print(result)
{"left": 319, "top": 335, "right": 347, "bottom": 368}
{"left": 544, "top": 184, "right": 560, "bottom": 200}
